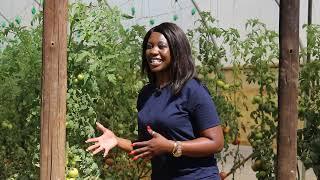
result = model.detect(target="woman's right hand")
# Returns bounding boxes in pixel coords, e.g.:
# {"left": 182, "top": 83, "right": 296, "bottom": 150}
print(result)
{"left": 85, "top": 122, "right": 118, "bottom": 157}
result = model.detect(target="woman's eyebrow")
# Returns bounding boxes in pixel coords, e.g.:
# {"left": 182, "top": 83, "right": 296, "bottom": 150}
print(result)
{"left": 147, "top": 41, "right": 167, "bottom": 45}
{"left": 158, "top": 40, "right": 168, "bottom": 45}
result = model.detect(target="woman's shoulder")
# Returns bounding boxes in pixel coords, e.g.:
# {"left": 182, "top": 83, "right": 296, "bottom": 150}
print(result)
{"left": 183, "top": 78, "right": 210, "bottom": 95}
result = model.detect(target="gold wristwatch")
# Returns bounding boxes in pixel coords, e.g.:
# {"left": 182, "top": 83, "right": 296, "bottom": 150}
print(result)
{"left": 172, "top": 141, "right": 182, "bottom": 157}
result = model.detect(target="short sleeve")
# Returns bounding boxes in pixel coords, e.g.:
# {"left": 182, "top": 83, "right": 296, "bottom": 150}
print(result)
{"left": 136, "top": 84, "right": 152, "bottom": 111}
{"left": 187, "top": 82, "right": 220, "bottom": 131}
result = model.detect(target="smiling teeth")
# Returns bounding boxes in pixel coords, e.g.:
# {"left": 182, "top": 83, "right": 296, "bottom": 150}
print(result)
{"left": 150, "top": 59, "right": 162, "bottom": 65}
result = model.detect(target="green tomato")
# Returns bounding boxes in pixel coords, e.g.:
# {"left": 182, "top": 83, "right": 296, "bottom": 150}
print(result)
{"left": 1, "top": 121, "right": 12, "bottom": 129}
{"left": 252, "top": 159, "right": 263, "bottom": 171}
{"left": 216, "top": 80, "right": 225, "bottom": 88}
{"left": 1, "top": 121, "right": 8, "bottom": 128}
{"left": 118, "top": 123, "right": 124, "bottom": 129}
{"left": 252, "top": 96, "right": 262, "bottom": 104}
{"left": 234, "top": 81, "right": 241, "bottom": 87}
{"left": 77, "top": 74, "right": 84, "bottom": 81}
{"left": 71, "top": 160, "right": 76, "bottom": 166}
{"left": 222, "top": 84, "right": 230, "bottom": 90}
{"left": 118, "top": 130, "right": 124, "bottom": 135}
{"left": 255, "top": 132, "right": 263, "bottom": 139}
{"left": 251, "top": 163, "right": 259, "bottom": 172}
{"left": 68, "top": 168, "right": 79, "bottom": 178}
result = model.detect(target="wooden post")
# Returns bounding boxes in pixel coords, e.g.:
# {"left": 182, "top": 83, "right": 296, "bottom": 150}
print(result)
{"left": 277, "top": 0, "right": 299, "bottom": 179}
{"left": 40, "top": 0, "right": 68, "bottom": 179}
{"left": 307, "top": 0, "right": 312, "bottom": 63}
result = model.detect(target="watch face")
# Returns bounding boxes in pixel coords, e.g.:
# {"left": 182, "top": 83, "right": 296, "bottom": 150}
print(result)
{"left": 173, "top": 141, "right": 182, "bottom": 157}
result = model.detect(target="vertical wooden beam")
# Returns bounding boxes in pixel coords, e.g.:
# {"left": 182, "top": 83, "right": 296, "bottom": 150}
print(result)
{"left": 277, "top": 0, "right": 300, "bottom": 179}
{"left": 274, "top": 0, "right": 306, "bottom": 62}
{"left": 307, "top": 0, "right": 312, "bottom": 63}
{"left": 40, "top": 0, "right": 68, "bottom": 179}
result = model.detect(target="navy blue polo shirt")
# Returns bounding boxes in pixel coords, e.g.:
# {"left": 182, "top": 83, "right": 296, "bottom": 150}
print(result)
{"left": 137, "top": 78, "right": 221, "bottom": 180}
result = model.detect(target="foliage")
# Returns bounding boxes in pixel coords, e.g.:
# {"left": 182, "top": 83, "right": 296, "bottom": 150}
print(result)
{"left": 65, "top": 2, "right": 149, "bottom": 179}
{"left": 1, "top": 2, "right": 320, "bottom": 179}
{"left": 298, "top": 25, "right": 320, "bottom": 178}
{"left": 0, "top": 1, "right": 150, "bottom": 179}
{"left": 187, "top": 12, "right": 245, "bottom": 178}
{"left": 191, "top": 12, "right": 244, "bottom": 146}
{"left": 0, "top": 16, "right": 42, "bottom": 179}
{"left": 241, "top": 19, "right": 278, "bottom": 180}
{"left": 188, "top": 14, "right": 279, "bottom": 179}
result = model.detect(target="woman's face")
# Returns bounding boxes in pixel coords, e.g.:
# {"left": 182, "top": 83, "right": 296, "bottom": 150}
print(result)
{"left": 145, "top": 32, "right": 172, "bottom": 73}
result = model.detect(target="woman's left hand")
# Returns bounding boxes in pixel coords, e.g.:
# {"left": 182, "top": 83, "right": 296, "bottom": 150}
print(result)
{"left": 130, "top": 126, "right": 173, "bottom": 160}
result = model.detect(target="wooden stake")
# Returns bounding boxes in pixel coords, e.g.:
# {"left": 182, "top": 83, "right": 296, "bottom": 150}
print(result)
{"left": 40, "top": 0, "right": 68, "bottom": 179}
{"left": 277, "top": 0, "right": 300, "bottom": 179}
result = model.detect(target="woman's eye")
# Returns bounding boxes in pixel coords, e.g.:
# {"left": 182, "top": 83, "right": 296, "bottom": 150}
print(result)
{"left": 158, "top": 44, "right": 167, "bottom": 49}
{"left": 146, "top": 44, "right": 152, "bottom": 49}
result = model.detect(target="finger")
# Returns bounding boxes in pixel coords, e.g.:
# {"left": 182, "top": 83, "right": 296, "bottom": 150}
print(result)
{"left": 103, "top": 149, "right": 109, "bottom": 157}
{"left": 85, "top": 137, "right": 99, "bottom": 143}
{"left": 147, "top": 126, "right": 157, "bottom": 137}
{"left": 86, "top": 143, "right": 100, "bottom": 152}
{"left": 130, "top": 146, "right": 149, "bottom": 156}
{"left": 96, "top": 122, "right": 107, "bottom": 132}
{"left": 133, "top": 151, "right": 151, "bottom": 160}
{"left": 132, "top": 141, "right": 149, "bottom": 148}
{"left": 92, "top": 146, "right": 104, "bottom": 155}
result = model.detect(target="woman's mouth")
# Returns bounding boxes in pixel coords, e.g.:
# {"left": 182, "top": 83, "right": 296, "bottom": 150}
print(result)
{"left": 149, "top": 58, "right": 163, "bottom": 66}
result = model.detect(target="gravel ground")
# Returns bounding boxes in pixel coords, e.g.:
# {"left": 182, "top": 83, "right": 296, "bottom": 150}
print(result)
{"left": 217, "top": 145, "right": 317, "bottom": 180}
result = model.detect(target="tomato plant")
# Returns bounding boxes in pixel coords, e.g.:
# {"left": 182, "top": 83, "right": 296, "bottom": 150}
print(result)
{"left": 0, "top": 1, "right": 148, "bottom": 179}
{"left": 1, "top": 2, "right": 320, "bottom": 179}
{"left": 187, "top": 12, "right": 246, "bottom": 179}
{"left": 298, "top": 25, "right": 320, "bottom": 178}
{"left": 241, "top": 19, "right": 278, "bottom": 180}
{"left": 0, "top": 13, "right": 42, "bottom": 179}
{"left": 65, "top": 2, "right": 148, "bottom": 179}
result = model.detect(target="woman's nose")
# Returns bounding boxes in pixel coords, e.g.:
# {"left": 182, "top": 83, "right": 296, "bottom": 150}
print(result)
{"left": 149, "top": 47, "right": 159, "bottom": 55}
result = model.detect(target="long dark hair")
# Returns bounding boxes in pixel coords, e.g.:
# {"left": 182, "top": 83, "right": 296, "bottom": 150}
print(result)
{"left": 141, "top": 22, "right": 197, "bottom": 95}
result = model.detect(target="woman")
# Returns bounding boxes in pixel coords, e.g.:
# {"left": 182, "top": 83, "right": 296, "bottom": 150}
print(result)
{"left": 86, "top": 22, "right": 224, "bottom": 179}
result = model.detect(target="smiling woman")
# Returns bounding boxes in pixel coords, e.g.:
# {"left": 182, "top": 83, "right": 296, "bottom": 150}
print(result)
{"left": 86, "top": 22, "right": 224, "bottom": 180}
{"left": 145, "top": 32, "right": 172, "bottom": 75}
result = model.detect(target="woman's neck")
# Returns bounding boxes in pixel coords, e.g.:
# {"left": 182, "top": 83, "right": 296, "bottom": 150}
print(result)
{"left": 155, "top": 73, "right": 170, "bottom": 88}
